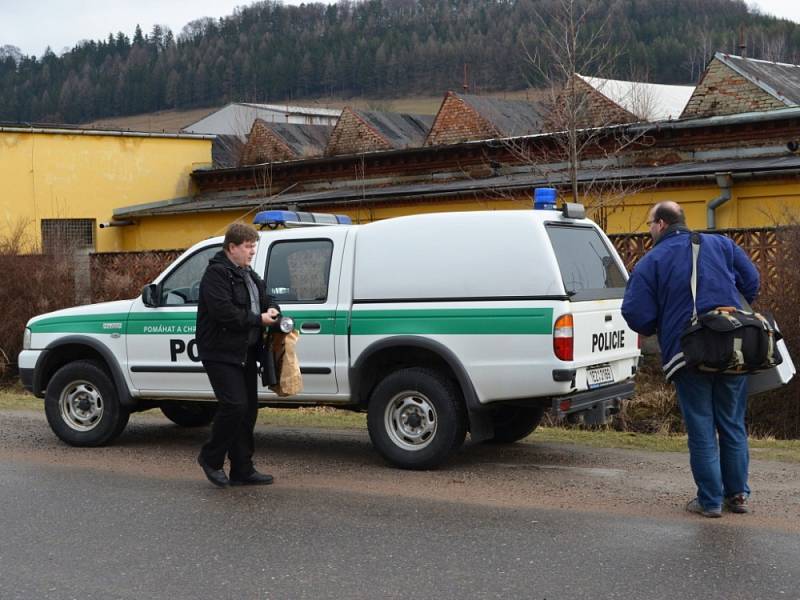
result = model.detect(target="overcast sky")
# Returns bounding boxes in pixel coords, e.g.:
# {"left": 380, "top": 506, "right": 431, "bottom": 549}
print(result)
{"left": 0, "top": 0, "right": 336, "bottom": 58}
{"left": 0, "top": 0, "right": 799, "bottom": 59}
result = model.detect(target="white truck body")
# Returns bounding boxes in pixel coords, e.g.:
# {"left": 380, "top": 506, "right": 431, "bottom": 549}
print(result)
{"left": 20, "top": 208, "right": 640, "bottom": 468}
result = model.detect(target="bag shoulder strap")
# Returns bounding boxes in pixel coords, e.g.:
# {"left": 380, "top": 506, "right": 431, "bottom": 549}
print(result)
{"left": 689, "top": 232, "right": 701, "bottom": 321}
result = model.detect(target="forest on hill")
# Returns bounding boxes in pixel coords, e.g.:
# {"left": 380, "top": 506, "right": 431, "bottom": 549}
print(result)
{"left": 1, "top": 0, "right": 799, "bottom": 124}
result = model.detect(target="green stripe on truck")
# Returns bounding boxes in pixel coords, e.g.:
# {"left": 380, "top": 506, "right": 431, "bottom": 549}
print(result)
{"left": 29, "top": 307, "right": 554, "bottom": 336}
{"left": 350, "top": 308, "right": 553, "bottom": 335}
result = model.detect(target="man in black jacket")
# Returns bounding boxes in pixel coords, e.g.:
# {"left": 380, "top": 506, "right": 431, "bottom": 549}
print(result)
{"left": 195, "top": 223, "right": 280, "bottom": 487}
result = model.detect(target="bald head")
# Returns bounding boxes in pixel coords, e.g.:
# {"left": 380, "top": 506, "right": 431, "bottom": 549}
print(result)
{"left": 651, "top": 201, "right": 685, "bottom": 227}
{"left": 647, "top": 201, "right": 686, "bottom": 243}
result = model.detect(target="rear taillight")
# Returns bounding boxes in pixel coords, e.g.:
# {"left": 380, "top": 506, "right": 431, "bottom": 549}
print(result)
{"left": 637, "top": 334, "right": 642, "bottom": 349}
{"left": 553, "top": 314, "right": 574, "bottom": 361}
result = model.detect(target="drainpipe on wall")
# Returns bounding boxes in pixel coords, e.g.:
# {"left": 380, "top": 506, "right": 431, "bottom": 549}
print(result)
{"left": 707, "top": 172, "right": 733, "bottom": 229}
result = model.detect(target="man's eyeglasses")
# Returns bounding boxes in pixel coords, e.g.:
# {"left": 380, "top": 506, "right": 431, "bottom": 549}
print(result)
{"left": 647, "top": 219, "right": 660, "bottom": 226}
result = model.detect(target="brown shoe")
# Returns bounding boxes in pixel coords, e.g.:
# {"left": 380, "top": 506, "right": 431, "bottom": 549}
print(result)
{"left": 723, "top": 493, "right": 750, "bottom": 514}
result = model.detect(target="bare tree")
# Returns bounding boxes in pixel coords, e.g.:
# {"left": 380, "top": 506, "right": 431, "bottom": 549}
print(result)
{"left": 508, "top": 0, "right": 656, "bottom": 227}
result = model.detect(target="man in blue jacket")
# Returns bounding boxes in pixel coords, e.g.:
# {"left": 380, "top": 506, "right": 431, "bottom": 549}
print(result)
{"left": 622, "top": 201, "right": 760, "bottom": 518}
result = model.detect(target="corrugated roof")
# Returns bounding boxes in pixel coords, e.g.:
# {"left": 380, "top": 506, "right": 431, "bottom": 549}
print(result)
{"left": 269, "top": 123, "right": 333, "bottom": 157}
{"left": 115, "top": 154, "right": 800, "bottom": 218}
{"left": 182, "top": 102, "right": 342, "bottom": 135}
{"left": 457, "top": 93, "right": 546, "bottom": 136}
{"left": 716, "top": 53, "right": 800, "bottom": 106}
{"left": 239, "top": 102, "right": 342, "bottom": 117}
{"left": 577, "top": 75, "right": 694, "bottom": 121}
{"left": 212, "top": 135, "right": 246, "bottom": 168}
{"left": 355, "top": 110, "right": 433, "bottom": 148}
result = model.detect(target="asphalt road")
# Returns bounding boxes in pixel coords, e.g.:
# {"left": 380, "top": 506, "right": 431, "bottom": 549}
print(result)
{"left": 1, "top": 411, "right": 799, "bottom": 600}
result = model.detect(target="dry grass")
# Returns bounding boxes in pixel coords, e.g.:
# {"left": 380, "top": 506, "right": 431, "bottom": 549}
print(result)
{"left": 81, "top": 107, "right": 220, "bottom": 133}
{"left": 615, "top": 352, "right": 683, "bottom": 434}
{"left": 2, "top": 388, "right": 799, "bottom": 461}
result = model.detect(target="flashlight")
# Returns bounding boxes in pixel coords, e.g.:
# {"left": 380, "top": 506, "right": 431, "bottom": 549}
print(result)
{"left": 278, "top": 315, "right": 295, "bottom": 333}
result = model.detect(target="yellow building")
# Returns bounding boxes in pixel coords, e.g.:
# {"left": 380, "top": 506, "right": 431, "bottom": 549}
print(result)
{"left": 0, "top": 125, "right": 213, "bottom": 253}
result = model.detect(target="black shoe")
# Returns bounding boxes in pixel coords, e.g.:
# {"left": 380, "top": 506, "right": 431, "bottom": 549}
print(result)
{"left": 197, "top": 454, "right": 229, "bottom": 488}
{"left": 229, "top": 470, "right": 274, "bottom": 486}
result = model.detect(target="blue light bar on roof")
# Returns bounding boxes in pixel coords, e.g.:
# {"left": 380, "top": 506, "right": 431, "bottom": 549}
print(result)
{"left": 533, "top": 187, "right": 558, "bottom": 210}
{"left": 253, "top": 210, "right": 352, "bottom": 227}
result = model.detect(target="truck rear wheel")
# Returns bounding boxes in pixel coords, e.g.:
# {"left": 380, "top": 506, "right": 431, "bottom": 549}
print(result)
{"left": 486, "top": 405, "right": 545, "bottom": 444}
{"left": 44, "top": 360, "right": 130, "bottom": 447}
{"left": 160, "top": 402, "right": 216, "bottom": 427}
{"left": 367, "top": 367, "right": 467, "bottom": 470}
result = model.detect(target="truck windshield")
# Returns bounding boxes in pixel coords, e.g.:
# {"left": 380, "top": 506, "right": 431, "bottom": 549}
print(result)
{"left": 545, "top": 224, "right": 627, "bottom": 301}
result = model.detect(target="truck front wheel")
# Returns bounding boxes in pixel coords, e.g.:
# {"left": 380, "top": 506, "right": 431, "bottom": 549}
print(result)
{"left": 367, "top": 368, "right": 467, "bottom": 470}
{"left": 44, "top": 360, "right": 130, "bottom": 447}
{"left": 486, "top": 405, "right": 545, "bottom": 444}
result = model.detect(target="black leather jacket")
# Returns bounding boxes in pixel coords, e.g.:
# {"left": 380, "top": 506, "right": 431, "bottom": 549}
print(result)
{"left": 195, "top": 251, "right": 279, "bottom": 365}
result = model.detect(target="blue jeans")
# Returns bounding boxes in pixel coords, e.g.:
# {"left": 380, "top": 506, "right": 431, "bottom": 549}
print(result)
{"left": 672, "top": 369, "right": 750, "bottom": 511}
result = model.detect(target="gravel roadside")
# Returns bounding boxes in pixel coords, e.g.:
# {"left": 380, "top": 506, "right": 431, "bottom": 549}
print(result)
{"left": 2, "top": 409, "right": 798, "bottom": 532}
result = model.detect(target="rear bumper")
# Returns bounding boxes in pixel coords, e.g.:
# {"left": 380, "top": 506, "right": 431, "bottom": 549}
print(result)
{"left": 551, "top": 380, "right": 635, "bottom": 424}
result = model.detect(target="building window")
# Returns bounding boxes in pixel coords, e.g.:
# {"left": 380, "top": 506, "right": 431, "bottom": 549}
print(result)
{"left": 41, "top": 219, "right": 95, "bottom": 253}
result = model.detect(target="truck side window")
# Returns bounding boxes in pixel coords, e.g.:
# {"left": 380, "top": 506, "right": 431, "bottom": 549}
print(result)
{"left": 265, "top": 240, "right": 333, "bottom": 303}
{"left": 160, "top": 245, "right": 222, "bottom": 305}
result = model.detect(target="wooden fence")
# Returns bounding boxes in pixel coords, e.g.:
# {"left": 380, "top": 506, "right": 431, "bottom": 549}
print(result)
{"left": 609, "top": 227, "right": 785, "bottom": 296}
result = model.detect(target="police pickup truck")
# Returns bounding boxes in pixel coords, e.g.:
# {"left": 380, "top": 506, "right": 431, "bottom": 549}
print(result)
{"left": 19, "top": 203, "right": 640, "bottom": 469}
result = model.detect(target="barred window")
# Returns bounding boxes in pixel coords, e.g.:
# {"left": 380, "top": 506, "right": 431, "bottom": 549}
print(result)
{"left": 41, "top": 219, "right": 95, "bottom": 253}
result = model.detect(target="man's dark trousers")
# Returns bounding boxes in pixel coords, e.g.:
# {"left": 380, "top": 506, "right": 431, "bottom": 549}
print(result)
{"left": 200, "top": 346, "right": 259, "bottom": 478}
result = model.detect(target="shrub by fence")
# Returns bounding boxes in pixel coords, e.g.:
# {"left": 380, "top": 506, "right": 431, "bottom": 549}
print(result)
{"left": 0, "top": 254, "right": 76, "bottom": 378}
{"left": 0, "top": 248, "right": 180, "bottom": 380}
{"left": 90, "top": 250, "right": 182, "bottom": 302}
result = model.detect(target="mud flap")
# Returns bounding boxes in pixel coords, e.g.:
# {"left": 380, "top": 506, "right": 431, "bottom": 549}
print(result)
{"left": 467, "top": 407, "right": 494, "bottom": 442}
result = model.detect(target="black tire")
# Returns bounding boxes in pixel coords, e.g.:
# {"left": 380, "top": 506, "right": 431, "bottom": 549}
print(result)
{"left": 367, "top": 367, "right": 467, "bottom": 470}
{"left": 44, "top": 360, "right": 130, "bottom": 447}
{"left": 486, "top": 405, "right": 545, "bottom": 444}
{"left": 160, "top": 402, "right": 216, "bottom": 427}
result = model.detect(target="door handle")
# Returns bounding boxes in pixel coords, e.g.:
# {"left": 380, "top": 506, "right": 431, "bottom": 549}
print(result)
{"left": 300, "top": 322, "right": 322, "bottom": 334}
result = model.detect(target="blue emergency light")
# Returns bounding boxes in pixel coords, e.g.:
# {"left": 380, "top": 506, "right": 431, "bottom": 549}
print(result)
{"left": 253, "top": 210, "right": 352, "bottom": 228}
{"left": 533, "top": 187, "right": 558, "bottom": 210}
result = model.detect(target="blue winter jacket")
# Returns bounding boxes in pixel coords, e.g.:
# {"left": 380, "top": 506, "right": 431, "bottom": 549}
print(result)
{"left": 621, "top": 225, "right": 760, "bottom": 380}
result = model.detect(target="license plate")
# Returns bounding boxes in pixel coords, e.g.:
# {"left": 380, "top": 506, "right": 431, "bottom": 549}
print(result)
{"left": 586, "top": 365, "right": 614, "bottom": 388}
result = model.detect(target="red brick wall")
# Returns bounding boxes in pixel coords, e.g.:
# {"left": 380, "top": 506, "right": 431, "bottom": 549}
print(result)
{"left": 326, "top": 108, "right": 392, "bottom": 156}
{"left": 239, "top": 119, "right": 297, "bottom": 166}
{"left": 681, "top": 58, "right": 785, "bottom": 118}
{"left": 546, "top": 76, "right": 635, "bottom": 130}
{"left": 424, "top": 93, "right": 499, "bottom": 146}
{"left": 577, "top": 76, "right": 636, "bottom": 126}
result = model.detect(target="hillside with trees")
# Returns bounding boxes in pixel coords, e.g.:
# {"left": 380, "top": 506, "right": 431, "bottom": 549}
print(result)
{"left": 1, "top": 0, "right": 799, "bottom": 124}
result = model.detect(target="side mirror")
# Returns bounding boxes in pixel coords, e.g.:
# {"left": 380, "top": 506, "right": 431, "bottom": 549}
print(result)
{"left": 141, "top": 283, "right": 161, "bottom": 308}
